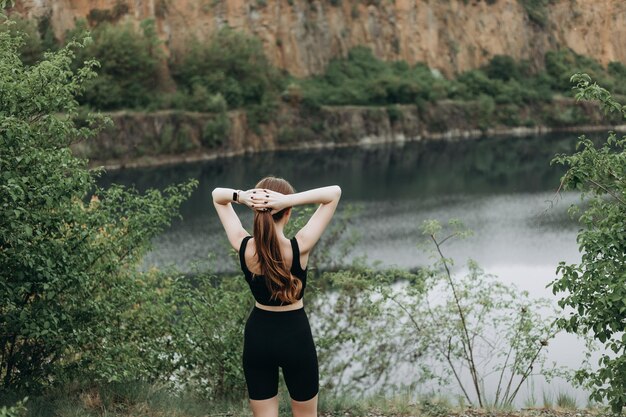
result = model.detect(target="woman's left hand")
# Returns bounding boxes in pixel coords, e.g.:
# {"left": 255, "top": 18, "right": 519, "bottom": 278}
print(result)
{"left": 243, "top": 188, "right": 288, "bottom": 214}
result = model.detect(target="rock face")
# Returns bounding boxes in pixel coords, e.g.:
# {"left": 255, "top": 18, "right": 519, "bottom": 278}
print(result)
{"left": 70, "top": 99, "right": 622, "bottom": 170}
{"left": 10, "top": 0, "right": 626, "bottom": 78}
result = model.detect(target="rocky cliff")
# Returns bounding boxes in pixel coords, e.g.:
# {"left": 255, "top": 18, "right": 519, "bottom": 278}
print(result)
{"left": 70, "top": 99, "right": 624, "bottom": 170}
{"left": 10, "top": 0, "right": 626, "bottom": 78}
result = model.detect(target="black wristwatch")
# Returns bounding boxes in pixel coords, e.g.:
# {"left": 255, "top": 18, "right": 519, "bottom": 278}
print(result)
{"left": 233, "top": 190, "right": 240, "bottom": 203}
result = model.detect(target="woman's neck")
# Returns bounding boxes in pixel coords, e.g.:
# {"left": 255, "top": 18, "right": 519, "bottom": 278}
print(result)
{"left": 273, "top": 221, "right": 287, "bottom": 239}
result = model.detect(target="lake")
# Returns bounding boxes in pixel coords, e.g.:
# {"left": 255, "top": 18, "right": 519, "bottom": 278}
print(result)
{"left": 97, "top": 131, "right": 605, "bottom": 406}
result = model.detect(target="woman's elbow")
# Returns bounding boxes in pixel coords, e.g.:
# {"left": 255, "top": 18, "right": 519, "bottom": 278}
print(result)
{"left": 333, "top": 185, "right": 342, "bottom": 200}
{"left": 211, "top": 187, "right": 223, "bottom": 203}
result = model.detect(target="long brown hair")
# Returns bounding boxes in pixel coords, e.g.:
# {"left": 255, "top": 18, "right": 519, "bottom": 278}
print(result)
{"left": 252, "top": 176, "right": 303, "bottom": 304}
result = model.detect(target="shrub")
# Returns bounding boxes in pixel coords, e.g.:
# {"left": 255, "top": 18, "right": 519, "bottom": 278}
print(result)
{"left": 518, "top": 0, "right": 552, "bottom": 28}
{"left": 86, "top": 0, "right": 129, "bottom": 25}
{"left": 65, "top": 19, "right": 162, "bottom": 110}
{"left": 544, "top": 48, "right": 608, "bottom": 94}
{"left": 386, "top": 105, "right": 403, "bottom": 123}
{"left": 36, "top": 13, "right": 58, "bottom": 53}
{"left": 484, "top": 54, "right": 522, "bottom": 81}
{"left": 276, "top": 126, "right": 317, "bottom": 144}
{"left": 299, "top": 46, "right": 448, "bottom": 106}
{"left": 549, "top": 74, "right": 626, "bottom": 414}
{"left": 201, "top": 112, "right": 230, "bottom": 148}
{"left": 0, "top": 15, "right": 43, "bottom": 65}
{"left": 170, "top": 27, "right": 285, "bottom": 113}
{"left": 0, "top": 12, "right": 197, "bottom": 391}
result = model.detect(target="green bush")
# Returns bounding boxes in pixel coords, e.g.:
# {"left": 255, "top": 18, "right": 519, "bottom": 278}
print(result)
{"left": 475, "top": 94, "right": 496, "bottom": 129}
{"left": 188, "top": 86, "right": 229, "bottom": 113}
{"left": 65, "top": 19, "right": 162, "bottom": 110}
{"left": 386, "top": 105, "right": 403, "bottom": 123}
{"left": 544, "top": 48, "right": 609, "bottom": 94}
{"left": 86, "top": 0, "right": 129, "bottom": 25}
{"left": 36, "top": 14, "right": 58, "bottom": 53}
{"left": 201, "top": 112, "right": 230, "bottom": 148}
{"left": 295, "top": 45, "right": 625, "bottom": 129}
{"left": 495, "top": 102, "right": 522, "bottom": 126}
{"left": 170, "top": 27, "right": 285, "bottom": 113}
{"left": 277, "top": 126, "right": 317, "bottom": 145}
{"left": 484, "top": 54, "right": 523, "bottom": 81}
{"left": 518, "top": 0, "right": 552, "bottom": 27}
{"left": 549, "top": 74, "right": 626, "bottom": 413}
{"left": 151, "top": 123, "right": 175, "bottom": 154}
{"left": 0, "top": 397, "right": 27, "bottom": 417}
{"left": 0, "top": 13, "right": 197, "bottom": 391}
{"left": 0, "top": 15, "right": 43, "bottom": 65}
{"left": 298, "top": 46, "right": 448, "bottom": 106}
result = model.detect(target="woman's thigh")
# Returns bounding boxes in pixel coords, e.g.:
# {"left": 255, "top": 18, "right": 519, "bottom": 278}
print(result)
{"left": 280, "top": 311, "right": 319, "bottom": 402}
{"left": 243, "top": 309, "right": 280, "bottom": 400}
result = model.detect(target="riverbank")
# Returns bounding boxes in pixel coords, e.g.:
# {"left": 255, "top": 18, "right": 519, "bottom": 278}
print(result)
{"left": 71, "top": 99, "right": 626, "bottom": 171}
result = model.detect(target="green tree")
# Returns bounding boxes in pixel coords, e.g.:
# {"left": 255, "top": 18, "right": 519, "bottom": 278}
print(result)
{"left": 0, "top": 14, "right": 43, "bottom": 66}
{"left": 484, "top": 54, "right": 523, "bottom": 82}
{"left": 65, "top": 18, "right": 162, "bottom": 110}
{"left": 0, "top": 10, "right": 196, "bottom": 391}
{"left": 170, "top": 26, "right": 285, "bottom": 131}
{"left": 549, "top": 73, "right": 626, "bottom": 414}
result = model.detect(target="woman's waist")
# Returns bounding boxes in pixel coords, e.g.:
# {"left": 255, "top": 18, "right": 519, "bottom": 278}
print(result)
{"left": 254, "top": 298, "right": 304, "bottom": 313}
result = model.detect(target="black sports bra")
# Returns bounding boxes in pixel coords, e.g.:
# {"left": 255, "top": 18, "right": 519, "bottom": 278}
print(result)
{"left": 239, "top": 235, "right": 308, "bottom": 306}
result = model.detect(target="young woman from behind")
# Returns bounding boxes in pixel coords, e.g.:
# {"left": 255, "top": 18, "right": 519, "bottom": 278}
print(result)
{"left": 212, "top": 176, "right": 342, "bottom": 417}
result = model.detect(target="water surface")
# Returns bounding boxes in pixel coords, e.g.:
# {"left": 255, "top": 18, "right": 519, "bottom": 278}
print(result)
{"left": 98, "top": 131, "right": 605, "bottom": 405}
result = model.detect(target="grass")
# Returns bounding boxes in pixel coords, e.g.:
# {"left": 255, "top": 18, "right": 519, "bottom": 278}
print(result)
{"left": 543, "top": 390, "right": 554, "bottom": 409}
{"left": 0, "top": 382, "right": 610, "bottom": 417}
{"left": 555, "top": 391, "right": 578, "bottom": 410}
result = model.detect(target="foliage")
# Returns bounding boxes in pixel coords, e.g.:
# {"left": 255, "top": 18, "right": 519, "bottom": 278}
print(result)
{"left": 35, "top": 14, "right": 58, "bottom": 54}
{"left": 298, "top": 46, "right": 449, "bottom": 107}
{"left": 312, "top": 264, "right": 426, "bottom": 396}
{"left": 412, "top": 219, "right": 562, "bottom": 407}
{"left": 86, "top": 0, "right": 130, "bottom": 25}
{"left": 548, "top": 73, "right": 626, "bottom": 414}
{"left": 0, "top": 397, "right": 27, "bottom": 417}
{"left": 0, "top": 15, "right": 42, "bottom": 66}
{"left": 170, "top": 26, "right": 285, "bottom": 129}
{"left": 286, "top": 203, "right": 362, "bottom": 274}
{"left": 99, "top": 266, "right": 253, "bottom": 399}
{"left": 297, "top": 47, "right": 555, "bottom": 109}
{"left": 309, "top": 218, "right": 563, "bottom": 404}
{"left": 201, "top": 111, "right": 230, "bottom": 148}
{"left": 64, "top": 19, "right": 162, "bottom": 110}
{"left": 0, "top": 14, "right": 197, "bottom": 391}
{"left": 517, "top": 0, "right": 553, "bottom": 28}
{"left": 544, "top": 49, "right": 623, "bottom": 96}
{"left": 296, "top": 45, "right": 624, "bottom": 115}
{"left": 484, "top": 54, "right": 524, "bottom": 82}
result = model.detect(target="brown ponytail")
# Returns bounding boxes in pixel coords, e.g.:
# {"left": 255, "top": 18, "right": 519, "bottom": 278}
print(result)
{"left": 252, "top": 176, "right": 303, "bottom": 304}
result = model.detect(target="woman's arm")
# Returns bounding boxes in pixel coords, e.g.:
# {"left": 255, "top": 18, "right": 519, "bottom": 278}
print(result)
{"left": 262, "top": 185, "right": 342, "bottom": 253}
{"left": 212, "top": 187, "right": 258, "bottom": 250}
{"left": 283, "top": 185, "right": 342, "bottom": 208}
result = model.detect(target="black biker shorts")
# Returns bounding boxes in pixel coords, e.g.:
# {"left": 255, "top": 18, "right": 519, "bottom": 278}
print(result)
{"left": 243, "top": 305, "right": 319, "bottom": 401}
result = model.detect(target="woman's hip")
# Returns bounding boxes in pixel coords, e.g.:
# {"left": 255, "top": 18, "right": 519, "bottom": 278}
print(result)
{"left": 244, "top": 305, "right": 313, "bottom": 340}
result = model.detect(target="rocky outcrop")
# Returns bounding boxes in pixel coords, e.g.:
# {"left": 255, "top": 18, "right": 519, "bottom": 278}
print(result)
{"left": 9, "top": 0, "right": 626, "bottom": 78}
{"left": 70, "top": 99, "right": 624, "bottom": 170}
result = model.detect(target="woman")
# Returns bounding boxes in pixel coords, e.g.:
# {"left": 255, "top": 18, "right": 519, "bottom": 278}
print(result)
{"left": 212, "top": 176, "right": 342, "bottom": 417}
